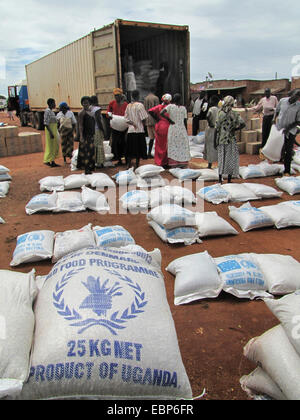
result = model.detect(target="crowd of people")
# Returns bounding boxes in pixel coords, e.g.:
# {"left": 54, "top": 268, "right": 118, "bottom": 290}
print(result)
{"left": 42, "top": 86, "right": 300, "bottom": 179}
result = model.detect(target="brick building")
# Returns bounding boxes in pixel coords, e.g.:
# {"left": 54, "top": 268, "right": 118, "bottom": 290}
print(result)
{"left": 191, "top": 78, "right": 291, "bottom": 106}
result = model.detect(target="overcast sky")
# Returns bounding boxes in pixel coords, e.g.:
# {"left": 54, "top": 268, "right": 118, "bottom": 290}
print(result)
{"left": 1, "top": 0, "right": 300, "bottom": 96}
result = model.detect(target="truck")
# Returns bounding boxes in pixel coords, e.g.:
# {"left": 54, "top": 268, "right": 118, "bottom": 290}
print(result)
{"left": 8, "top": 19, "right": 190, "bottom": 130}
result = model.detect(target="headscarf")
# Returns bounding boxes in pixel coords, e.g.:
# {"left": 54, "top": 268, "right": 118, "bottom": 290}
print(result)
{"left": 221, "top": 95, "right": 235, "bottom": 113}
{"left": 162, "top": 93, "right": 172, "bottom": 104}
{"left": 113, "top": 88, "right": 123, "bottom": 95}
{"left": 59, "top": 102, "right": 68, "bottom": 108}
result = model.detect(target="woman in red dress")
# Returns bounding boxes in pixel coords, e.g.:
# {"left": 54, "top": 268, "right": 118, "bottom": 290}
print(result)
{"left": 148, "top": 94, "right": 172, "bottom": 168}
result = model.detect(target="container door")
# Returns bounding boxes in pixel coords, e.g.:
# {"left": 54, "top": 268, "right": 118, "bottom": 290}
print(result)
{"left": 91, "top": 23, "right": 120, "bottom": 109}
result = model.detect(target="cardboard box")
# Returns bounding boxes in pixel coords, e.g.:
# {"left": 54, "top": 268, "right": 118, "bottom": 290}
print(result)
{"left": 251, "top": 118, "right": 261, "bottom": 130}
{"left": 0, "top": 125, "right": 19, "bottom": 138}
{"left": 256, "top": 129, "right": 263, "bottom": 142}
{"left": 241, "top": 130, "right": 258, "bottom": 143}
{"left": 246, "top": 142, "right": 261, "bottom": 155}
{"left": 0, "top": 137, "right": 7, "bottom": 157}
{"left": 237, "top": 142, "right": 246, "bottom": 154}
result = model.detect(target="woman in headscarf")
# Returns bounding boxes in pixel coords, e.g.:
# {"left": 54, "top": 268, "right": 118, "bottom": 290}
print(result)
{"left": 215, "top": 95, "right": 245, "bottom": 184}
{"left": 43, "top": 98, "right": 60, "bottom": 167}
{"left": 90, "top": 95, "right": 108, "bottom": 168}
{"left": 203, "top": 95, "right": 219, "bottom": 169}
{"left": 160, "top": 93, "right": 191, "bottom": 168}
{"left": 77, "top": 96, "right": 95, "bottom": 175}
{"left": 148, "top": 93, "right": 172, "bottom": 168}
{"left": 106, "top": 88, "right": 128, "bottom": 166}
{"left": 56, "top": 102, "right": 76, "bottom": 164}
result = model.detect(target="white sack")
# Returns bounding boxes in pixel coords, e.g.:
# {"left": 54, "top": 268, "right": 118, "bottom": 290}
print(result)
{"left": 261, "top": 125, "right": 285, "bottom": 162}
{"left": 86, "top": 173, "right": 115, "bottom": 190}
{"left": 229, "top": 202, "right": 274, "bottom": 232}
{"left": 243, "top": 183, "right": 283, "bottom": 199}
{"left": 197, "top": 169, "right": 219, "bottom": 182}
{"left": 0, "top": 181, "right": 10, "bottom": 198}
{"left": 243, "top": 325, "right": 300, "bottom": 400}
{"left": 214, "top": 253, "right": 272, "bottom": 300}
{"left": 0, "top": 269, "right": 37, "bottom": 398}
{"left": 81, "top": 186, "right": 110, "bottom": 212}
{"left": 0, "top": 173, "right": 12, "bottom": 182}
{"left": 275, "top": 176, "right": 300, "bottom": 195}
{"left": 239, "top": 165, "right": 266, "bottom": 180}
{"left": 240, "top": 367, "right": 287, "bottom": 401}
{"left": 25, "top": 192, "right": 58, "bottom": 215}
{"left": 120, "top": 190, "right": 149, "bottom": 212}
{"left": 259, "top": 203, "right": 300, "bottom": 229}
{"left": 148, "top": 187, "right": 173, "bottom": 209}
{"left": 136, "top": 175, "right": 166, "bottom": 189}
{"left": 165, "top": 186, "right": 197, "bottom": 205}
{"left": 135, "top": 164, "right": 164, "bottom": 179}
{"left": 93, "top": 226, "right": 135, "bottom": 248}
{"left": 147, "top": 204, "right": 197, "bottom": 229}
{"left": 221, "top": 183, "right": 259, "bottom": 202}
{"left": 166, "top": 251, "right": 223, "bottom": 304}
{"left": 253, "top": 254, "right": 300, "bottom": 295}
{"left": 112, "top": 168, "right": 137, "bottom": 186}
{"left": 169, "top": 168, "right": 202, "bottom": 181}
{"left": 197, "top": 184, "right": 230, "bottom": 204}
{"left": 54, "top": 191, "right": 86, "bottom": 213}
{"left": 39, "top": 176, "right": 65, "bottom": 192}
{"left": 64, "top": 174, "right": 90, "bottom": 190}
{"left": 10, "top": 230, "right": 55, "bottom": 267}
{"left": 17, "top": 247, "right": 192, "bottom": 400}
{"left": 110, "top": 115, "right": 129, "bottom": 132}
{"left": 264, "top": 291, "right": 300, "bottom": 355}
{"left": 148, "top": 220, "right": 201, "bottom": 246}
{"left": 195, "top": 212, "right": 238, "bottom": 237}
{"left": 53, "top": 224, "right": 96, "bottom": 262}
{"left": 0, "top": 165, "right": 10, "bottom": 174}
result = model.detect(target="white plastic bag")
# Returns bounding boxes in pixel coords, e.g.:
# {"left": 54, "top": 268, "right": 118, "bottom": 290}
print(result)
{"left": 166, "top": 251, "right": 223, "bottom": 304}
{"left": 214, "top": 253, "right": 272, "bottom": 300}
{"left": 39, "top": 176, "right": 65, "bottom": 192}
{"left": 229, "top": 202, "right": 274, "bottom": 232}
{"left": 195, "top": 212, "right": 238, "bottom": 237}
{"left": 93, "top": 225, "right": 135, "bottom": 248}
{"left": 53, "top": 224, "right": 96, "bottom": 262}
{"left": 261, "top": 125, "right": 284, "bottom": 162}
{"left": 25, "top": 192, "right": 58, "bottom": 215}
{"left": 10, "top": 230, "right": 55, "bottom": 266}
{"left": 81, "top": 186, "right": 110, "bottom": 212}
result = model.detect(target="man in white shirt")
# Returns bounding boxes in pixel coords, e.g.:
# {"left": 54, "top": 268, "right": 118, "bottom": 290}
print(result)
{"left": 192, "top": 91, "right": 208, "bottom": 135}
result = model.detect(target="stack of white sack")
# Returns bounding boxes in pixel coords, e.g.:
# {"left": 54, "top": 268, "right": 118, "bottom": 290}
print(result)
{"left": 147, "top": 204, "right": 201, "bottom": 245}
{"left": 0, "top": 269, "right": 37, "bottom": 399}
{"left": 14, "top": 245, "right": 193, "bottom": 400}
{"left": 189, "top": 132, "right": 205, "bottom": 158}
{"left": 0, "top": 165, "right": 12, "bottom": 182}
{"left": 135, "top": 164, "right": 165, "bottom": 189}
{"left": 9, "top": 223, "right": 136, "bottom": 267}
{"left": 241, "top": 290, "right": 300, "bottom": 400}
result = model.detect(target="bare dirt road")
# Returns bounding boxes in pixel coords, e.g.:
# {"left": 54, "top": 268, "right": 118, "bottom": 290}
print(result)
{"left": 0, "top": 110, "right": 299, "bottom": 400}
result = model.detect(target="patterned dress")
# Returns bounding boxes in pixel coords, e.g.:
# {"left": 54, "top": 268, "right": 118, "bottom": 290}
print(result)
{"left": 77, "top": 110, "right": 95, "bottom": 174}
{"left": 164, "top": 104, "right": 190, "bottom": 166}
{"left": 215, "top": 109, "right": 245, "bottom": 177}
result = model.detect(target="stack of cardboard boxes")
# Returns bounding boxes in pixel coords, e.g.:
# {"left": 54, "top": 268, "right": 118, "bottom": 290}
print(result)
{"left": 234, "top": 108, "right": 262, "bottom": 155}
{"left": 0, "top": 126, "right": 43, "bottom": 157}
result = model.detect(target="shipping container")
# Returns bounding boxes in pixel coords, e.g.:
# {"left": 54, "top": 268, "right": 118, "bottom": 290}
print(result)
{"left": 24, "top": 19, "right": 190, "bottom": 126}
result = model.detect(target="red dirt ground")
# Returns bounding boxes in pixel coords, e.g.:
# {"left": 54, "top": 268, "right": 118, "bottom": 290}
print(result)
{"left": 0, "top": 110, "right": 299, "bottom": 400}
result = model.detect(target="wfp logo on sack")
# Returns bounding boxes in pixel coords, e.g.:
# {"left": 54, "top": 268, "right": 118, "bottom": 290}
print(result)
{"left": 53, "top": 268, "right": 147, "bottom": 336}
